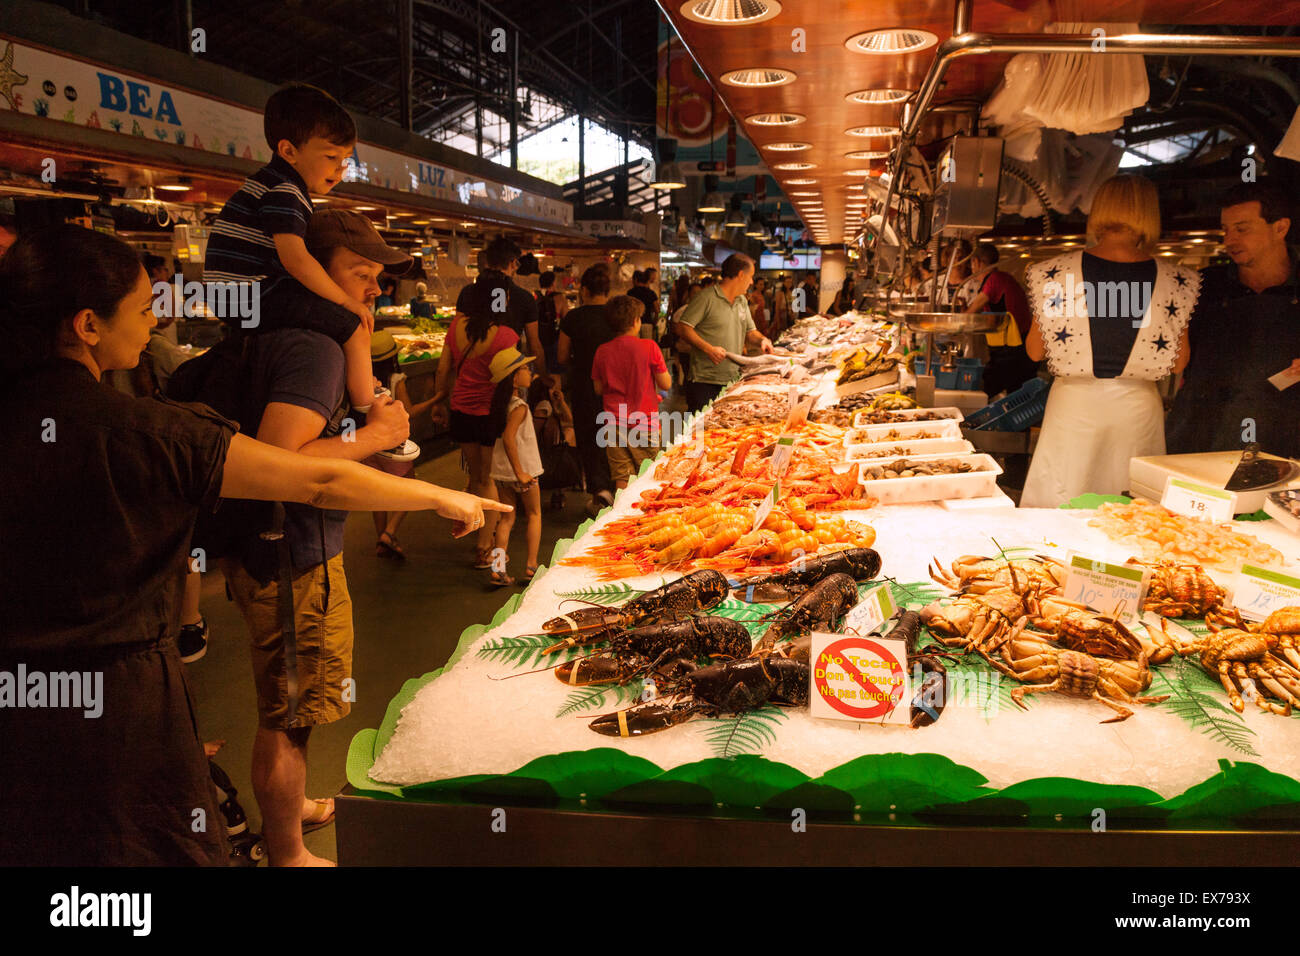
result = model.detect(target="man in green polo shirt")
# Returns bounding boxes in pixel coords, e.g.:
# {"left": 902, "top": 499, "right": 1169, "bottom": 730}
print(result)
{"left": 675, "top": 253, "right": 775, "bottom": 411}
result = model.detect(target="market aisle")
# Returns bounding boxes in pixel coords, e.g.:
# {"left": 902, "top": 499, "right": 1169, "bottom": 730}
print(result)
{"left": 186, "top": 445, "right": 592, "bottom": 863}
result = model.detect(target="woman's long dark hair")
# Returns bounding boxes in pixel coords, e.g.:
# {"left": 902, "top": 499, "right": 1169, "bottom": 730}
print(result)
{"left": 0, "top": 224, "right": 145, "bottom": 374}
{"left": 487, "top": 372, "right": 519, "bottom": 439}
{"left": 463, "top": 274, "right": 513, "bottom": 349}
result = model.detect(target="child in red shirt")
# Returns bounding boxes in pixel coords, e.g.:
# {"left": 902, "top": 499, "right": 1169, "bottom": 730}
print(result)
{"left": 592, "top": 295, "right": 672, "bottom": 488}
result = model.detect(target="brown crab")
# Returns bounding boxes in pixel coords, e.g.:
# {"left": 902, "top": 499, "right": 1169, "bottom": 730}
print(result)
{"left": 1131, "top": 560, "right": 1230, "bottom": 620}
{"left": 920, "top": 588, "right": 1036, "bottom": 668}
{"left": 988, "top": 637, "right": 1167, "bottom": 723}
{"left": 928, "top": 554, "right": 1066, "bottom": 597}
{"left": 1031, "top": 597, "right": 1152, "bottom": 661}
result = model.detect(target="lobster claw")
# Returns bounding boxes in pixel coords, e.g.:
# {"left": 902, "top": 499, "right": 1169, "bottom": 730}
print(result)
{"left": 554, "top": 655, "right": 637, "bottom": 686}
{"left": 589, "top": 699, "right": 700, "bottom": 737}
{"left": 542, "top": 607, "right": 626, "bottom": 635}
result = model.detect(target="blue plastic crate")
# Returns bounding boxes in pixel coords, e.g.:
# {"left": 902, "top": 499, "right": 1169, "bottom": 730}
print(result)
{"left": 954, "top": 358, "right": 984, "bottom": 391}
{"left": 965, "top": 377, "right": 1050, "bottom": 431}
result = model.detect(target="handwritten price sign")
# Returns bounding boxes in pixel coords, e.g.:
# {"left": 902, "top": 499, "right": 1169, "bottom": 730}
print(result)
{"left": 1063, "top": 553, "right": 1149, "bottom": 622}
{"left": 843, "top": 583, "right": 898, "bottom": 636}
{"left": 1161, "top": 477, "right": 1237, "bottom": 522}
{"left": 1233, "top": 564, "right": 1300, "bottom": 622}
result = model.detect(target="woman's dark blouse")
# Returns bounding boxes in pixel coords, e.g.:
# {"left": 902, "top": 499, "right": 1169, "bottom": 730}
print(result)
{"left": 1082, "top": 252, "right": 1158, "bottom": 379}
{"left": 0, "top": 359, "right": 234, "bottom": 657}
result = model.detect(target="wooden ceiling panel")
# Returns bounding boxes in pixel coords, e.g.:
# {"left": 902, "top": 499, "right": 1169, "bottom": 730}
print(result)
{"left": 662, "top": 0, "right": 1300, "bottom": 242}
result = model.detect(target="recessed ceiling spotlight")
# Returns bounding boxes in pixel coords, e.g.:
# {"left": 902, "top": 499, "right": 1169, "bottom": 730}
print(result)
{"left": 845, "top": 149, "right": 891, "bottom": 160}
{"left": 845, "top": 88, "right": 912, "bottom": 104}
{"left": 764, "top": 142, "right": 811, "bottom": 151}
{"left": 680, "top": 0, "right": 782, "bottom": 25}
{"left": 845, "top": 28, "right": 938, "bottom": 55}
{"left": 785, "top": 178, "right": 817, "bottom": 185}
{"left": 845, "top": 125, "right": 900, "bottom": 138}
{"left": 774, "top": 161, "right": 816, "bottom": 170}
{"left": 721, "top": 68, "right": 796, "bottom": 87}
{"left": 747, "top": 112, "right": 806, "bottom": 126}
{"left": 843, "top": 169, "right": 875, "bottom": 176}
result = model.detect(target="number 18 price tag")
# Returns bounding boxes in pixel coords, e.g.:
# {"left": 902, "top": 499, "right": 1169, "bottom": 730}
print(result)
{"left": 1161, "top": 477, "right": 1237, "bottom": 523}
{"left": 1063, "top": 553, "right": 1149, "bottom": 622}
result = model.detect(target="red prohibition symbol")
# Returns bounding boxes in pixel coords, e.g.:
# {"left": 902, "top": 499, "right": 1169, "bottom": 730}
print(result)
{"left": 813, "top": 636, "right": 905, "bottom": 719}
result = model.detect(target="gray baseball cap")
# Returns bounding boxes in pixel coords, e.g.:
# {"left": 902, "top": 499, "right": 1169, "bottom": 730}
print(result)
{"left": 306, "top": 208, "right": 413, "bottom": 272}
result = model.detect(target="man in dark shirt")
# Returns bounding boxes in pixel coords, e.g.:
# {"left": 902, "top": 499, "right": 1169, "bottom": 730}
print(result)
{"left": 628, "top": 266, "right": 660, "bottom": 339}
{"left": 961, "top": 244, "right": 1038, "bottom": 397}
{"left": 220, "top": 211, "right": 411, "bottom": 866}
{"left": 456, "top": 236, "right": 547, "bottom": 380}
{"left": 1167, "top": 183, "right": 1300, "bottom": 460}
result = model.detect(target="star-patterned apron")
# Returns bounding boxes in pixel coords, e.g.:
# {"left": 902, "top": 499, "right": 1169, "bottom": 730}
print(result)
{"left": 1019, "top": 252, "right": 1202, "bottom": 507}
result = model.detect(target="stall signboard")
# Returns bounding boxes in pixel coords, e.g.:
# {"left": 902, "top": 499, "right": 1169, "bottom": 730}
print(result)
{"left": 843, "top": 583, "right": 898, "bottom": 637}
{"left": 1063, "top": 553, "right": 1149, "bottom": 622}
{"left": 1232, "top": 564, "right": 1300, "bottom": 622}
{"left": 572, "top": 219, "right": 646, "bottom": 240}
{"left": 809, "top": 632, "right": 910, "bottom": 725}
{"left": 0, "top": 37, "right": 572, "bottom": 228}
{"left": 1161, "top": 477, "right": 1237, "bottom": 523}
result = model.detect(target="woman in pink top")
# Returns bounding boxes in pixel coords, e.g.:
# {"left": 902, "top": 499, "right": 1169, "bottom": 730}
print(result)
{"left": 592, "top": 295, "right": 671, "bottom": 488}
{"left": 432, "top": 274, "right": 520, "bottom": 565}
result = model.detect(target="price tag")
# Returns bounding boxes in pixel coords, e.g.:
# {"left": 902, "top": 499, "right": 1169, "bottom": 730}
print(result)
{"left": 750, "top": 479, "right": 781, "bottom": 533}
{"left": 769, "top": 435, "right": 796, "bottom": 478}
{"left": 1232, "top": 564, "right": 1300, "bottom": 622}
{"left": 785, "top": 394, "right": 816, "bottom": 429}
{"left": 843, "top": 583, "right": 898, "bottom": 636}
{"left": 809, "top": 632, "right": 910, "bottom": 725}
{"left": 1161, "top": 477, "right": 1237, "bottom": 522}
{"left": 1063, "top": 553, "right": 1149, "bottom": 622}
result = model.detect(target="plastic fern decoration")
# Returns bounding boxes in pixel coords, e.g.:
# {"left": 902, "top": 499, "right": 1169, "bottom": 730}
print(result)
{"left": 556, "top": 680, "right": 643, "bottom": 718}
{"left": 554, "top": 582, "right": 647, "bottom": 605}
{"left": 701, "top": 706, "right": 787, "bottom": 759}
{"left": 1153, "top": 657, "right": 1260, "bottom": 757}
{"left": 475, "top": 635, "right": 575, "bottom": 671}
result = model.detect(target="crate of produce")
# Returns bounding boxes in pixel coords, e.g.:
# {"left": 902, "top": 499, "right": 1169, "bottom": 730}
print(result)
{"left": 854, "top": 453, "right": 1004, "bottom": 505}
{"left": 963, "top": 377, "right": 1049, "bottom": 431}
{"left": 844, "top": 436, "right": 975, "bottom": 461}
{"left": 850, "top": 405, "right": 965, "bottom": 429}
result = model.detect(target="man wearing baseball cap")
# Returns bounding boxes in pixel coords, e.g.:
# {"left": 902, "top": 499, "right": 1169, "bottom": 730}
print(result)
{"left": 220, "top": 208, "right": 508, "bottom": 866}
{"left": 456, "top": 235, "right": 548, "bottom": 382}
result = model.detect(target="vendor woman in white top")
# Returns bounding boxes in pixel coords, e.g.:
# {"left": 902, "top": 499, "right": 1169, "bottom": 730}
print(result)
{"left": 1020, "top": 174, "right": 1201, "bottom": 508}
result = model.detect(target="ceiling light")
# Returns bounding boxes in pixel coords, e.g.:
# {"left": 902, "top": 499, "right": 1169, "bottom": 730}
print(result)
{"left": 746, "top": 112, "right": 806, "bottom": 126}
{"left": 786, "top": 178, "right": 817, "bottom": 185}
{"left": 724, "top": 195, "right": 748, "bottom": 228}
{"left": 460, "top": 221, "right": 476, "bottom": 227}
{"left": 844, "top": 169, "right": 875, "bottom": 176}
{"left": 650, "top": 159, "right": 686, "bottom": 190}
{"left": 156, "top": 177, "right": 192, "bottom": 192}
{"left": 679, "top": 0, "right": 782, "bottom": 25}
{"left": 721, "top": 68, "right": 796, "bottom": 87}
{"left": 411, "top": 219, "right": 433, "bottom": 225}
{"left": 845, "top": 28, "right": 938, "bottom": 55}
{"left": 354, "top": 205, "right": 378, "bottom": 211}
{"left": 845, "top": 88, "right": 912, "bottom": 104}
{"left": 789, "top": 191, "right": 819, "bottom": 196}
{"left": 697, "top": 173, "right": 725, "bottom": 213}
{"left": 846, "top": 125, "right": 900, "bottom": 138}
{"left": 765, "top": 142, "right": 811, "bottom": 151}
{"left": 845, "top": 149, "right": 891, "bottom": 160}
{"left": 774, "top": 161, "right": 816, "bottom": 171}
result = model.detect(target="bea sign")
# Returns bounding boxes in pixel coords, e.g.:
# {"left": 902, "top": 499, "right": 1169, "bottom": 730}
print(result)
{"left": 96, "top": 72, "right": 182, "bottom": 126}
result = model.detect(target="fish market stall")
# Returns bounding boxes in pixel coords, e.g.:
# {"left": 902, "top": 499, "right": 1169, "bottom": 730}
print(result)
{"left": 339, "top": 339, "right": 1300, "bottom": 865}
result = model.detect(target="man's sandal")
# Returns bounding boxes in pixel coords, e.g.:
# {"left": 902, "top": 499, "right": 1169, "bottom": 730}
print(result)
{"left": 302, "top": 797, "right": 335, "bottom": 834}
{"left": 377, "top": 531, "right": 405, "bottom": 559}
{"left": 473, "top": 547, "right": 494, "bottom": 570}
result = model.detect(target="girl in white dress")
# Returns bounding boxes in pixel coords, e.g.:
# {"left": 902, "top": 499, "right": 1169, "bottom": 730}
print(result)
{"left": 1020, "top": 174, "right": 1201, "bottom": 507}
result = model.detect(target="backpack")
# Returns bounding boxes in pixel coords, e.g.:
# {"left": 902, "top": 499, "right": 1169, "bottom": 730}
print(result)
{"left": 166, "top": 335, "right": 279, "bottom": 569}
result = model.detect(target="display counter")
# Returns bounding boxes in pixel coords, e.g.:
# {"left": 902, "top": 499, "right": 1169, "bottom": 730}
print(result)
{"left": 340, "top": 315, "right": 1300, "bottom": 865}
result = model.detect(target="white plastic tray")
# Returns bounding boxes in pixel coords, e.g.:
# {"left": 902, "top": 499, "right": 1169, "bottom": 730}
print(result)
{"left": 851, "top": 405, "right": 965, "bottom": 428}
{"left": 844, "top": 436, "right": 975, "bottom": 461}
{"left": 845, "top": 418, "right": 964, "bottom": 446}
{"left": 855, "top": 453, "right": 1003, "bottom": 505}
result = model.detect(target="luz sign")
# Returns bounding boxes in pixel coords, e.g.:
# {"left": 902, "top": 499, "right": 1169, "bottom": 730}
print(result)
{"left": 809, "top": 632, "right": 910, "bottom": 724}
